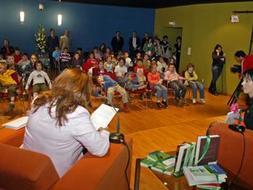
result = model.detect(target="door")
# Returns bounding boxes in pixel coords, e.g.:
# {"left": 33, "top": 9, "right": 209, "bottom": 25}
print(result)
{"left": 160, "top": 27, "right": 183, "bottom": 72}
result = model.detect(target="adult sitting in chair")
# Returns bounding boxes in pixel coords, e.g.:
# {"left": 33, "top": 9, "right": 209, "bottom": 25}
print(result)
{"left": 23, "top": 68, "right": 110, "bottom": 177}
{"left": 0, "top": 60, "right": 18, "bottom": 113}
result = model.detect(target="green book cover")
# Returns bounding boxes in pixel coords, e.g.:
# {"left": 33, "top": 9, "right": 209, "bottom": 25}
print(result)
{"left": 148, "top": 150, "right": 173, "bottom": 162}
{"left": 151, "top": 162, "right": 174, "bottom": 175}
{"left": 140, "top": 158, "right": 155, "bottom": 168}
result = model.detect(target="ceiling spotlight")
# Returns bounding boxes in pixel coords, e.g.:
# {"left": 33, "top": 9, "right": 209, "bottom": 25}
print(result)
{"left": 20, "top": 11, "right": 25, "bottom": 23}
{"left": 39, "top": 3, "right": 44, "bottom": 11}
{"left": 58, "top": 14, "right": 62, "bottom": 26}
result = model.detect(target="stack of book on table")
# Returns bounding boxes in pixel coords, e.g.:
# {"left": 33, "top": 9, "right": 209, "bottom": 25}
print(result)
{"left": 173, "top": 135, "right": 220, "bottom": 177}
{"left": 140, "top": 150, "right": 176, "bottom": 175}
{"left": 183, "top": 163, "right": 227, "bottom": 189}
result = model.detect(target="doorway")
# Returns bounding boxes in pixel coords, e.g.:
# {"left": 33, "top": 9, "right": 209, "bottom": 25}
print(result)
{"left": 160, "top": 27, "right": 183, "bottom": 71}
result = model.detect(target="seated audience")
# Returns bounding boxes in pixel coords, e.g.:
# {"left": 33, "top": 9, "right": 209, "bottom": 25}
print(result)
{"left": 125, "top": 70, "right": 146, "bottom": 91}
{"left": 25, "top": 61, "right": 52, "bottom": 98}
{"left": 147, "top": 64, "right": 168, "bottom": 108}
{"left": 124, "top": 52, "right": 133, "bottom": 68}
{"left": 0, "top": 60, "right": 18, "bottom": 113}
{"left": 184, "top": 63, "right": 205, "bottom": 104}
{"left": 164, "top": 63, "right": 186, "bottom": 104}
{"left": 6, "top": 55, "right": 15, "bottom": 70}
{"left": 134, "top": 52, "right": 142, "bottom": 64}
{"left": 14, "top": 47, "right": 22, "bottom": 64}
{"left": 157, "top": 56, "right": 168, "bottom": 73}
{"left": 134, "top": 59, "right": 146, "bottom": 75}
{"left": 59, "top": 47, "right": 71, "bottom": 70}
{"left": 94, "top": 47, "right": 102, "bottom": 60}
{"left": 143, "top": 38, "right": 155, "bottom": 57}
{"left": 82, "top": 52, "right": 99, "bottom": 73}
{"left": 30, "top": 53, "right": 38, "bottom": 68}
{"left": 97, "top": 74, "right": 129, "bottom": 112}
{"left": 104, "top": 56, "right": 115, "bottom": 73}
{"left": 114, "top": 57, "right": 128, "bottom": 87}
{"left": 143, "top": 54, "right": 151, "bottom": 71}
{"left": 0, "top": 39, "right": 14, "bottom": 59}
{"left": 23, "top": 68, "right": 110, "bottom": 177}
{"left": 71, "top": 52, "right": 82, "bottom": 69}
{"left": 52, "top": 46, "right": 61, "bottom": 62}
{"left": 76, "top": 48, "right": 84, "bottom": 63}
{"left": 17, "top": 53, "right": 33, "bottom": 81}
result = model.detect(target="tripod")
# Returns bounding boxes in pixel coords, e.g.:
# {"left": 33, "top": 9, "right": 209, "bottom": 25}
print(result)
{"left": 227, "top": 79, "right": 243, "bottom": 106}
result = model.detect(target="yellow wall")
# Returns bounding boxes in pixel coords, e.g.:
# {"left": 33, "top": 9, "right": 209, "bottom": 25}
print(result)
{"left": 155, "top": 2, "right": 253, "bottom": 94}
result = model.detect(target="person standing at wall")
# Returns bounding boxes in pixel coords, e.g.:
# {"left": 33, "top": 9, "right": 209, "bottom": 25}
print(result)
{"left": 208, "top": 44, "right": 225, "bottom": 96}
{"left": 46, "top": 28, "right": 59, "bottom": 71}
{"left": 111, "top": 31, "right": 124, "bottom": 55}
{"left": 174, "top": 36, "right": 182, "bottom": 72}
{"left": 128, "top": 32, "right": 140, "bottom": 59}
{"left": 59, "top": 30, "right": 70, "bottom": 51}
{"left": 141, "top": 33, "right": 149, "bottom": 51}
{"left": 160, "top": 35, "right": 171, "bottom": 59}
{"left": 0, "top": 39, "right": 14, "bottom": 59}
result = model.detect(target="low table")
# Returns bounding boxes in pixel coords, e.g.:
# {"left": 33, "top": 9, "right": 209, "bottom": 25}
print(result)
{"left": 134, "top": 158, "right": 195, "bottom": 190}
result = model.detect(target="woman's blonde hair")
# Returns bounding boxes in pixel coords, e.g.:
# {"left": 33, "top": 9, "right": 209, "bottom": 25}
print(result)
{"left": 33, "top": 68, "right": 91, "bottom": 126}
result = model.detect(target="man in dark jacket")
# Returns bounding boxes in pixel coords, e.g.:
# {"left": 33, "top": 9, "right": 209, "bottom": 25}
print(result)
{"left": 111, "top": 31, "right": 124, "bottom": 55}
{"left": 46, "top": 28, "right": 59, "bottom": 70}
{"left": 129, "top": 32, "right": 140, "bottom": 59}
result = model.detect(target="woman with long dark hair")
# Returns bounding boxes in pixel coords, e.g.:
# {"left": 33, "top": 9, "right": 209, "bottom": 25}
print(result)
{"left": 208, "top": 44, "right": 225, "bottom": 95}
{"left": 23, "top": 69, "right": 110, "bottom": 177}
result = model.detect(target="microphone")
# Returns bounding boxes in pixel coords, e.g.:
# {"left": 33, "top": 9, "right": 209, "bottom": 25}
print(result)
{"left": 108, "top": 102, "right": 125, "bottom": 144}
{"left": 229, "top": 124, "right": 245, "bottom": 133}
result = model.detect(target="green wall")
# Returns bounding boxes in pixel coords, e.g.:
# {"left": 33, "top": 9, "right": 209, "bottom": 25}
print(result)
{"left": 155, "top": 2, "right": 253, "bottom": 94}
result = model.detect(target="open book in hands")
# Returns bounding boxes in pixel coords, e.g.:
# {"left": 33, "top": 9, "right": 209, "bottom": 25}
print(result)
{"left": 90, "top": 104, "right": 119, "bottom": 130}
{"left": 3, "top": 116, "right": 28, "bottom": 130}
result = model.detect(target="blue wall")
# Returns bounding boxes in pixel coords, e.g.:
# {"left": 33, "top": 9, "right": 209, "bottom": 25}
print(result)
{"left": 0, "top": 0, "right": 154, "bottom": 53}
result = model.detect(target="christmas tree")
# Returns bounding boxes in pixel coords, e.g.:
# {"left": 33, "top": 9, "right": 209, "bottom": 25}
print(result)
{"left": 35, "top": 25, "right": 46, "bottom": 52}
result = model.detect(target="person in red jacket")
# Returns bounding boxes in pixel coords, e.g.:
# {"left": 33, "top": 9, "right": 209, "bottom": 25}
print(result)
{"left": 147, "top": 63, "right": 168, "bottom": 108}
{"left": 14, "top": 48, "right": 22, "bottom": 64}
{"left": 82, "top": 52, "right": 99, "bottom": 73}
{"left": 134, "top": 59, "right": 147, "bottom": 76}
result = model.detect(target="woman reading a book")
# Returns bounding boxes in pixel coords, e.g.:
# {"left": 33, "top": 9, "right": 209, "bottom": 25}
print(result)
{"left": 23, "top": 68, "right": 110, "bottom": 177}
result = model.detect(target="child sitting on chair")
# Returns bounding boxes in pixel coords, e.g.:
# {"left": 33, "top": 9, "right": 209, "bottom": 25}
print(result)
{"left": 97, "top": 74, "right": 129, "bottom": 112}
{"left": 25, "top": 61, "right": 52, "bottom": 98}
{"left": 134, "top": 59, "right": 147, "bottom": 76}
{"left": 104, "top": 56, "right": 115, "bottom": 73}
{"left": 114, "top": 57, "right": 128, "bottom": 87}
{"left": 184, "top": 63, "right": 205, "bottom": 104}
{"left": 0, "top": 60, "right": 18, "bottom": 113}
{"left": 164, "top": 63, "right": 186, "bottom": 105}
{"left": 125, "top": 70, "right": 147, "bottom": 91}
{"left": 147, "top": 63, "right": 168, "bottom": 108}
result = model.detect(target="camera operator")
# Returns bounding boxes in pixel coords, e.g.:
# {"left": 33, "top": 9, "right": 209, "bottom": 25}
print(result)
{"left": 231, "top": 50, "right": 246, "bottom": 76}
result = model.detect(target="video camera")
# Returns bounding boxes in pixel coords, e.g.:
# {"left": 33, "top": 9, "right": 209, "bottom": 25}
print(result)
{"left": 230, "top": 64, "right": 241, "bottom": 74}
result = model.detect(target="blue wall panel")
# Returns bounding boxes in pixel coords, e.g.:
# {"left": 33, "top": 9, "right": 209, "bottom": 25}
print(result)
{"left": 0, "top": 0, "right": 154, "bottom": 53}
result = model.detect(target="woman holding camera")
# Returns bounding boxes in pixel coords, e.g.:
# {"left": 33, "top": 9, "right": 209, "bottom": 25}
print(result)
{"left": 209, "top": 44, "right": 226, "bottom": 95}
